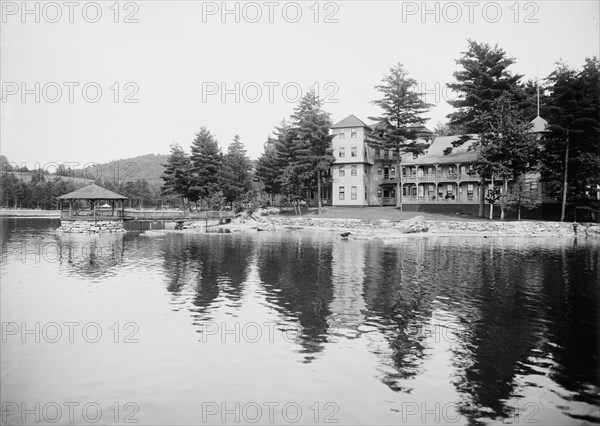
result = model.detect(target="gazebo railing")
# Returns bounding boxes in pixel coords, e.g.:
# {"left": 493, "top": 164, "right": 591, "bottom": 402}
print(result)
{"left": 60, "top": 209, "right": 124, "bottom": 220}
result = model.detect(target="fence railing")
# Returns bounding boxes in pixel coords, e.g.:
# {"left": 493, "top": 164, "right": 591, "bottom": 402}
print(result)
{"left": 61, "top": 210, "right": 124, "bottom": 220}
{"left": 60, "top": 210, "right": 236, "bottom": 221}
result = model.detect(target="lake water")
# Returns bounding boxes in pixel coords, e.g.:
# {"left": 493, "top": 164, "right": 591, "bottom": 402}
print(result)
{"left": 1, "top": 218, "right": 599, "bottom": 425}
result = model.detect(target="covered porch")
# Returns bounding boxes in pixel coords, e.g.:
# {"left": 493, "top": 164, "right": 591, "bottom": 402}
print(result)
{"left": 401, "top": 181, "right": 483, "bottom": 204}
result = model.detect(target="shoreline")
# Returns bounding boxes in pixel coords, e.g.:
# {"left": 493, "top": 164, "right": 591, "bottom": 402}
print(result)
{"left": 213, "top": 215, "right": 600, "bottom": 239}
{"left": 4, "top": 209, "right": 598, "bottom": 239}
{"left": 0, "top": 209, "right": 60, "bottom": 218}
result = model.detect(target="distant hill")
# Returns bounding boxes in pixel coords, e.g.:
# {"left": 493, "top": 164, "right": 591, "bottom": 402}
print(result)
{"left": 72, "top": 153, "right": 169, "bottom": 187}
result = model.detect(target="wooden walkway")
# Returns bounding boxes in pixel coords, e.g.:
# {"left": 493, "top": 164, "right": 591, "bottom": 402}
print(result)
{"left": 123, "top": 210, "right": 235, "bottom": 222}
{"left": 60, "top": 210, "right": 235, "bottom": 222}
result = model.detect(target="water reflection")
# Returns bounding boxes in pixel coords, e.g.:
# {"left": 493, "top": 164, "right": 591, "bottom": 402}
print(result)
{"left": 2, "top": 218, "right": 599, "bottom": 424}
{"left": 159, "top": 233, "right": 253, "bottom": 319}
{"left": 256, "top": 234, "right": 335, "bottom": 362}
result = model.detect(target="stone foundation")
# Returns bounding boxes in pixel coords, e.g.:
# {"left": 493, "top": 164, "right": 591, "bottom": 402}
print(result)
{"left": 57, "top": 220, "right": 126, "bottom": 233}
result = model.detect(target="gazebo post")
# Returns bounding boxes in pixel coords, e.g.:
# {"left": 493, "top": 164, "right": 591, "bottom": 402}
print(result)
{"left": 69, "top": 200, "right": 72, "bottom": 218}
{"left": 92, "top": 199, "right": 96, "bottom": 220}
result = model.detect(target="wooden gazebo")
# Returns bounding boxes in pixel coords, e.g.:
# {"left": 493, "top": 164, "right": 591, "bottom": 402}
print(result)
{"left": 57, "top": 184, "right": 128, "bottom": 221}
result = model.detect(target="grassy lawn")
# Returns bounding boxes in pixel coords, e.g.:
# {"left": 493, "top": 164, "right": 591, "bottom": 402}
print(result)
{"left": 276, "top": 206, "right": 490, "bottom": 222}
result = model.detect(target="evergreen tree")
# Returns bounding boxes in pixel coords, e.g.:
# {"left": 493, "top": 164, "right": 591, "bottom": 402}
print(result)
{"left": 221, "top": 135, "right": 252, "bottom": 205}
{"left": 541, "top": 58, "right": 600, "bottom": 220}
{"left": 475, "top": 92, "right": 540, "bottom": 219}
{"left": 366, "top": 62, "right": 432, "bottom": 208}
{"left": 445, "top": 40, "right": 522, "bottom": 216}
{"left": 255, "top": 136, "right": 282, "bottom": 205}
{"left": 447, "top": 40, "right": 522, "bottom": 133}
{"left": 289, "top": 91, "right": 335, "bottom": 214}
{"left": 161, "top": 143, "right": 193, "bottom": 210}
{"left": 190, "top": 126, "right": 222, "bottom": 207}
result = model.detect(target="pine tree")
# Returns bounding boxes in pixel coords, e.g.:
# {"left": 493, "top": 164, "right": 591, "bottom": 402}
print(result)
{"left": 366, "top": 62, "right": 432, "bottom": 208}
{"left": 542, "top": 58, "right": 600, "bottom": 220}
{"left": 289, "top": 92, "right": 334, "bottom": 214}
{"left": 161, "top": 143, "right": 193, "bottom": 210}
{"left": 447, "top": 40, "right": 522, "bottom": 132}
{"left": 190, "top": 126, "right": 222, "bottom": 208}
{"left": 445, "top": 40, "right": 522, "bottom": 216}
{"left": 221, "top": 135, "right": 252, "bottom": 205}
{"left": 255, "top": 136, "right": 282, "bottom": 205}
{"left": 475, "top": 92, "right": 540, "bottom": 219}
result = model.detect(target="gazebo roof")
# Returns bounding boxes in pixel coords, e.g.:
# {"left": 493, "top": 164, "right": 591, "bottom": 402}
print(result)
{"left": 57, "top": 183, "right": 128, "bottom": 200}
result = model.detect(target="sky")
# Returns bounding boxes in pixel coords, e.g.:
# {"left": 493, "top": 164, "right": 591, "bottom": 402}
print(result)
{"left": 1, "top": 0, "right": 599, "bottom": 170}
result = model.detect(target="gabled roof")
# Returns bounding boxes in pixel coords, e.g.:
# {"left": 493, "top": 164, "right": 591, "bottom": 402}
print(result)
{"left": 404, "top": 135, "right": 479, "bottom": 165}
{"left": 57, "top": 183, "right": 128, "bottom": 200}
{"left": 332, "top": 114, "right": 371, "bottom": 129}
{"left": 530, "top": 116, "right": 549, "bottom": 133}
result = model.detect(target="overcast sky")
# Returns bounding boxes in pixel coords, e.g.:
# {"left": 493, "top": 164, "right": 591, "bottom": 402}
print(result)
{"left": 1, "top": 0, "right": 598, "bottom": 170}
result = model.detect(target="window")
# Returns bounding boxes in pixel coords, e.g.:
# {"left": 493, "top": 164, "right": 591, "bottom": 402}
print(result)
{"left": 377, "top": 167, "right": 382, "bottom": 175}
{"left": 365, "top": 187, "right": 367, "bottom": 199}
{"left": 339, "top": 186, "right": 345, "bottom": 200}
{"left": 351, "top": 128, "right": 357, "bottom": 138}
{"left": 339, "top": 147, "right": 345, "bottom": 157}
{"left": 467, "top": 184, "right": 474, "bottom": 196}
{"left": 351, "top": 146, "right": 357, "bottom": 157}
{"left": 339, "top": 130, "right": 345, "bottom": 139}
{"left": 375, "top": 148, "right": 380, "bottom": 157}
{"left": 377, "top": 189, "right": 382, "bottom": 197}
{"left": 391, "top": 189, "right": 396, "bottom": 197}
{"left": 413, "top": 152, "right": 418, "bottom": 159}
{"left": 351, "top": 165, "right": 357, "bottom": 176}
{"left": 391, "top": 167, "right": 396, "bottom": 176}
{"left": 447, "top": 184, "right": 454, "bottom": 195}
{"left": 351, "top": 186, "right": 357, "bottom": 200}
{"left": 339, "top": 166, "right": 345, "bottom": 177}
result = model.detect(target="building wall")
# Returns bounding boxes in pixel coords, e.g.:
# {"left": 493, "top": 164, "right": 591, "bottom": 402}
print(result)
{"left": 331, "top": 126, "right": 372, "bottom": 206}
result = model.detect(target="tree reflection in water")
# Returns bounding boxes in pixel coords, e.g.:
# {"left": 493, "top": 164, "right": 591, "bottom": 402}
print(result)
{"left": 257, "top": 234, "right": 335, "bottom": 363}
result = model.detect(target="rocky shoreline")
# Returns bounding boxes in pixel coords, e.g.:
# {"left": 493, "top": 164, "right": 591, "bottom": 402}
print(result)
{"left": 216, "top": 213, "right": 600, "bottom": 239}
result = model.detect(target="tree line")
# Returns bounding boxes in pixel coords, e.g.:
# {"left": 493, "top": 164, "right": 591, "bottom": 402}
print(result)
{"left": 163, "top": 91, "right": 333, "bottom": 213}
{"left": 2, "top": 40, "right": 597, "bottom": 220}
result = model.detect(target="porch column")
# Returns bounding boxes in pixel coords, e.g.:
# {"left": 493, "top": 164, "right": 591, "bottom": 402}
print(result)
{"left": 69, "top": 200, "right": 72, "bottom": 218}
